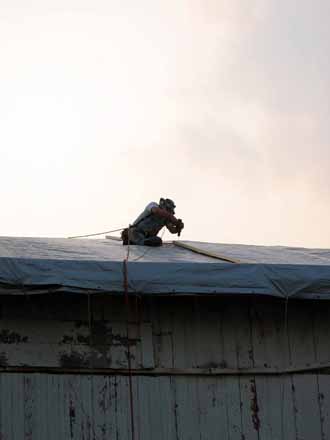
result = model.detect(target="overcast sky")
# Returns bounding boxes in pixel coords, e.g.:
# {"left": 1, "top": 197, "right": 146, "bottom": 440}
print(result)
{"left": 1, "top": 1, "right": 329, "bottom": 247}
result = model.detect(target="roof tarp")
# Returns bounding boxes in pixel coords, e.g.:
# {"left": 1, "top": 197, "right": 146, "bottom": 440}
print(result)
{"left": 0, "top": 237, "right": 330, "bottom": 299}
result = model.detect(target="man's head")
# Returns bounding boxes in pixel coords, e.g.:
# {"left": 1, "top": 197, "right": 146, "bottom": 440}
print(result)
{"left": 159, "top": 198, "right": 176, "bottom": 214}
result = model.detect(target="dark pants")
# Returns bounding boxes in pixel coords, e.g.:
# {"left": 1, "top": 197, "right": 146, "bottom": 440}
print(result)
{"left": 122, "top": 227, "right": 163, "bottom": 247}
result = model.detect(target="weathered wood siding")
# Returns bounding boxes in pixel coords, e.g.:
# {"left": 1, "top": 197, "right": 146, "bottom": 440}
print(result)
{"left": 0, "top": 294, "right": 329, "bottom": 439}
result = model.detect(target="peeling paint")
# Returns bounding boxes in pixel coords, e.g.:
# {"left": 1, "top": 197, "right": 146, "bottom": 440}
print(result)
{"left": 99, "top": 382, "right": 107, "bottom": 412}
{"left": 0, "top": 329, "right": 28, "bottom": 344}
{"left": 61, "top": 334, "right": 89, "bottom": 345}
{"left": 60, "top": 351, "right": 90, "bottom": 368}
{"left": 69, "top": 399, "right": 76, "bottom": 439}
{"left": 111, "top": 333, "right": 139, "bottom": 347}
{"left": 198, "top": 361, "right": 219, "bottom": 369}
{"left": 0, "top": 352, "right": 8, "bottom": 366}
{"left": 250, "top": 380, "right": 260, "bottom": 432}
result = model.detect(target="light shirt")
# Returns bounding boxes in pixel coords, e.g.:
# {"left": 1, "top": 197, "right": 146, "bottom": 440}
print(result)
{"left": 132, "top": 202, "right": 159, "bottom": 226}
{"left": 132, "top": 202, "right": 167, "bottom": 237}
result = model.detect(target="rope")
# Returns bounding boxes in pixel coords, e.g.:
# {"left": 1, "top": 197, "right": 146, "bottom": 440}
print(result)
{"left": 88, "top": 292, "right": 93, "bottom": 367}
{"left": 280, "top": 295, "right": 290, "bottom": 440}
{"left": 121, "top": 226, "right": 167, "bottom": 438}
{"left": 71, "top": 220, "right": 166, "bottom": 438}
{"left": 130, "top": 227, "right": 166, "bottom": 262}
{"left": 123, "top": 258, "right": 136, "bottom": 440}
{"left": 67, "top": 227, "right": 124, "bottom": 239}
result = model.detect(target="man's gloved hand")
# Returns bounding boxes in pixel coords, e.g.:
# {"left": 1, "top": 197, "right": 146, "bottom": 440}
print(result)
{"left": 176, "top": 219, "right": 184, "bottom": 236}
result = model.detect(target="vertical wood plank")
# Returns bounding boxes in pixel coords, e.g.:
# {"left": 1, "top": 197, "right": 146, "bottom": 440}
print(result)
{"left": 227, "top": 300, "right": 259, "bottom": 440}
{"left": 136, "top": 376, "right": 151, "bottom": 440}
{"left": 35, "top": 373, "right": 50, "bottom": 440}
{"left": 251, "top": 300, "right": 290, "bottom": 369}
{"left": 157, "top": 377, "right": 176, "bottom": 440}
{"left": 313, "top": 301, "right": 330, "bottom": 363}
{"left": 172, "top": 299, "right": 201, "bottom": 440}
{"left": 115, "top": 375, "right": 130, "bottom": 440}
{"left": 221, "top": 300, "right": 244, "bottom": 440}
{"left": 317, "top": 375, "right": 330, "bottom": 440}
{"left": 1, "top": 374, "right": 13, "bottom": 440}
{"left": 251, "top": 299, "right": 295, "bottom": 440}
{"left": 47, "top": 375, "right": 62, "bottom": 440}
{"left": 141, "top": 323, "right": 155, "bottom": 369}
{"left": 174, "top": 376, "right": 201, "bottom": 440}
{"left": 152, "top": 299, "right": 174, "bottom": 368}
{"left": 194, "top": 298, "right": 224, "bottom": 368}
{"left": 254, "top": 376, "right": 296, "bottom": 440}
{"left": 198, "top": 377, "right": 229, "bottom": 440}
{"left": 91, "top": 375, "right": 117, "bottom": 440}
{"left": 10, "top": 374, "right": 24, "bottom": 440}
{"left": 292, "top": 375, "right": 322, "bottom": 440}
{"left": 289, "top": 301, "right": 322, "bottom": 440}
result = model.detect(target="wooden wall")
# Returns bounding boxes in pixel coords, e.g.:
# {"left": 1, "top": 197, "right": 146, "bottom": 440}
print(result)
{"left": 0, "top": 293, "right": 329, "bottom": 439}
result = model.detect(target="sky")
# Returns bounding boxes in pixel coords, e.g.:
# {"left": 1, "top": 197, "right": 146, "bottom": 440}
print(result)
{"left": 1, "top": 0, "right": 329, "bottom": 247}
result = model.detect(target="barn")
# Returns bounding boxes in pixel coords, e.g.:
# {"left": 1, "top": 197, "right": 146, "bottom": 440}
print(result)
{"left": 0, "top": 236, "right": 330, "bottom": 439}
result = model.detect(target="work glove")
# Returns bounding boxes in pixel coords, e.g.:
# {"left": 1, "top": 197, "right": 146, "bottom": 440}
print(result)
{"left": 176, "top": 219, "right": 184, "bottom": 236}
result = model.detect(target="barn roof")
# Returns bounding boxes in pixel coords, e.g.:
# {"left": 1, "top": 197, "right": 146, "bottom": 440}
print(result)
{"left": 0, "top": 236, "right": 330, "bottom": 299}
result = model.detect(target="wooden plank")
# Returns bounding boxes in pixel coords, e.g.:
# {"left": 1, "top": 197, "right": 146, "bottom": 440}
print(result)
{"left": 140, "top": 322, "right": 155, "bottom": 369}
{"left": 65, "top": 375, "right": 84, "bottom": 440}
{"left": 157, "top": 377, "right": 176, "bottom": 440}
{"left": 1, "top": 374, "right": 13, "bottom": 439}
{"left": 149, "top": 297, "right": 162, "bottom": 368}
{"left": 193, "top": 299, "right": 229, "bottom": 439}
{"left": 251, "top": 299, "right": 295, "bottom": 440}
{"left": 289, "top": 301, "right": 322, "bottom": 440}
{"left": 58, "top": 375, "right": 71, "bottom": 440}
{"left": 223, "top": 377, "right": 242, "bottom": 440}
{"left": 22, "top": 374, "right": 35, "bottom": 440}
{"left": 115, "top": 375, "right": 130, "bottom": 440}
{"left": 171, "top": 298, "right": 193, "bottom": 369}
{"left": 255, "top": 376, "right": 296, "bottom": 440}
{"left": 171, "top": 298, "right": 201, "bottom": 439}
{"left": 228, "top": 300, "right": 259, "bottom": 440}
{"left": 1, "top": 295, "right": 91, "bottom": 321}
{"left": 136, "top": 376, "right": 152, "bottom": 440}
{"left": 312, "top": 301, "right": 330, "bottom": 440}
{"left": 221, "top": 300, "right": 244, "bottom": 440}
{"left": 193, "top": 298, "right": 224, "bottom": 369}
{"left": 0, "top": 318, "right": 90, "bottom": 344}
{"left": 101, "top": 296, "right": 128, "bottom": 322}
{"left": 174, "top": 376, "right": 201, "bottom": 440}
{"left": 251, "top": 300, "right": 290, "bottom": 369}
{"left": 90, "top": 375, "right": 112, "bottom": 439}
{"left": 317, "top": 375, "right": 330, "bottom": 440}
{"left": 313, "top": 301, "right": 330, "bottom": 363}
{"left": 35, "top": 374, "right": 50, "bottom": 440}
{"left": 293, "top": 374, "right": 322, "bottom": 440}
{"left": 105, "top": 235, "right": 122, "bottom": 241}
{"left": 80, "top": 375, "right": 95, "bottom": 439}
{"left": 152, "top": 299, "right": 174, "bottom": 368}
{"left": 7, "top": 374, "right": 23, "bottom": 440}
{"left": 173, "top": 240, "right": 242, "bottom": 263}
{"left": 103, "top": 321, "right": 139, "bottom": 369}
{"left": 171, "top": 298, "right": 197, "bottom": 438}
{"left": 198, "top": 377, "right": 229, "bottom": 440}
{"left": 2, "top": 362, "right": 330, "bottom": 375}
{"left": 45, "top": 375, "right": 61, "bottom": 440}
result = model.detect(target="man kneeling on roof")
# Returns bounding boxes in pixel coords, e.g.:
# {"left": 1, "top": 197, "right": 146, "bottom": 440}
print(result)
{"left": 121, "top": 198, "right": 184, "bottom": 247}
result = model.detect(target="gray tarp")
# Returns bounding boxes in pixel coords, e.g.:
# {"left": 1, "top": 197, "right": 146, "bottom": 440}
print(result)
{"left": 0, "top": 236, "right": 330, "bottom": 299}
